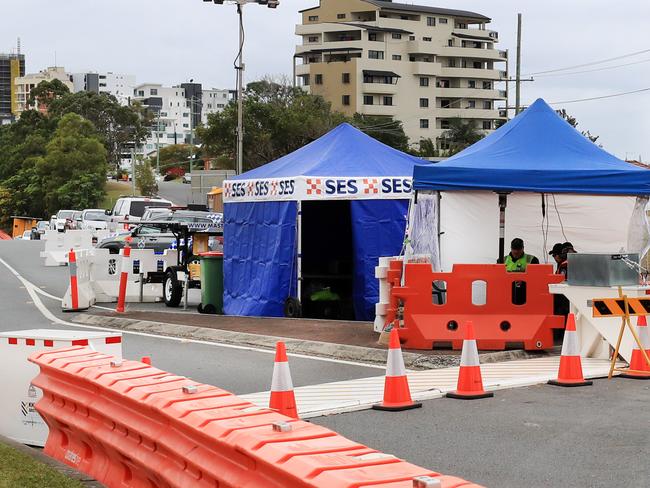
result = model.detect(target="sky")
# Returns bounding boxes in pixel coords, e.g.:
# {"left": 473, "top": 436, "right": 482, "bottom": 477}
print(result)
{"left": 3, "top": 0, "right": 650, "bottom": 160}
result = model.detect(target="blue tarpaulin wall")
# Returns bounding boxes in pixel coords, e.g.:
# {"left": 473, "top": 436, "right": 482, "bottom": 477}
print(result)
{"left": 350, "top": 199, "right": 409, "bottom": 320}
{"left": 224, "top": 201, "right": 297, "bottom": 317}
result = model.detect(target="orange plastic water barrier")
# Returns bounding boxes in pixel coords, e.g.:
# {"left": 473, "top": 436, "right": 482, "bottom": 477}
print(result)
{"left": 387, "top": 263, "right": 565, "bottom": 351}
{"left": 30, "top": 347, "right": 484, "bottom": 488}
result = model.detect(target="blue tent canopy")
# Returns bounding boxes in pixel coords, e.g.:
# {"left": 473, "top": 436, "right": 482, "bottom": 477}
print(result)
{"left": 413, "top": 98, "right": 650, "bottom": 195}
{"left": 224, "top": 123, "right": 427, "bottom": 320}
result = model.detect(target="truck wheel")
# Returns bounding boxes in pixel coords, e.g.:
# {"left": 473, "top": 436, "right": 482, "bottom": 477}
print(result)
{"left": 164, "top": 269, "right": 183, "bottom": 307}
{"left": 284, "top": 297, "right": 302, "bottom": 318}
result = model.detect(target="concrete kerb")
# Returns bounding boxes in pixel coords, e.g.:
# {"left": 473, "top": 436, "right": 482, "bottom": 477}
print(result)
{"left": 72, "top": 314, "right": 552, "bottom": 370}
{"left": 0, "top": 433, "right": 104, "bottom": 488}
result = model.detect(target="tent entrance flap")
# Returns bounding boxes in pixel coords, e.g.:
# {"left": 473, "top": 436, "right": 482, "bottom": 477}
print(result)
{"left": 300, "top": 201, "right": 354, "bottom": 320}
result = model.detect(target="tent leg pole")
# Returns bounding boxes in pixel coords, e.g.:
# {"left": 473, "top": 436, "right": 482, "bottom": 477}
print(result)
{"left": 497, "top": 192, "right": 509, "bottom": 264}
{"left": 297, "top": 200, "right": 302, "bottom": 302}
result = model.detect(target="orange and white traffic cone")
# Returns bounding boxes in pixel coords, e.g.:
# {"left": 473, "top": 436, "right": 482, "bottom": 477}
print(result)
{"left": 373, "top": 328, "right": 422, "bottom": 411}
{"left": 269, "top": 342, "right": 298, "bottom": 419}
{"left": 619, "top": 316, "right": 650, "bottom": 379}
{"left": 548, "top": 314, "right": 593, "bottom": 387}
{"left": 446, "top": 321, "right": 494, "bottom": 400}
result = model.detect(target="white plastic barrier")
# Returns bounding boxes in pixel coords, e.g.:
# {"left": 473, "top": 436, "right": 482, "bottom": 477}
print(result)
{"left": 62, "top": 248, "right": 177, "bottom": 305}
{"left": 40, "top": 230, "right": 94, "bottom": 266}
{"left": 62, "top": 249, "right": 96, "bottom": 311}
{"left": 0, "top": 329, "right": 122, "bottom": 446}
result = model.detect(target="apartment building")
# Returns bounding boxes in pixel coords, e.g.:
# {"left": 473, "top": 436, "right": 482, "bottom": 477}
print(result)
{"left": 202, "top": 87, "right": 231, "bottom": 125}
{"left": 294, "top": 0, "right": 507, "bottom": 148}
{"left": 0, "top": 52, "right": 25, "bottom": 124}
{"left": 70, "top": 71, "right": 136, "bottom": 106}
{"left": 13, "top": 66, "right": 73, "bottom": 116}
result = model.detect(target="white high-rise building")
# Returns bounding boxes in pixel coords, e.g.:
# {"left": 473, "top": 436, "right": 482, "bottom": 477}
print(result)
{"left": 13, "top": 66, "right": 73, "bottom": 116}
{"left": 70, "top": 72, "right": 135, "bottom": 106}
{"left": 201, "top": 88, "right": 231, "bottom": 125}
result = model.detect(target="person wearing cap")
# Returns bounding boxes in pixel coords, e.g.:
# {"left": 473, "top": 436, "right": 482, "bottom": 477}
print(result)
{"left": 554, "top": 242, "right": 577, "bottom": 278}
{"left": 549, "top": 242, "right": 565, "bottom": 274}
{"left": 504, "top": 238, "right": 539, "bottom": 272}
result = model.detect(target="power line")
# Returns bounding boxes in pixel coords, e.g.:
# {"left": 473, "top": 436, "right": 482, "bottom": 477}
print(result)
{"left": 534, "top": 57, "right": 650, "bottom": 78}
{"left": 525, "top": 48, "right": 650, "bottom": 76}
{"left": 548, "top": 87, "right": 650, "bottom": 105}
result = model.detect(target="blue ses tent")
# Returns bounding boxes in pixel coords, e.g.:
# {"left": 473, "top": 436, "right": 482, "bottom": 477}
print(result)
{"left": 222, "top": 123, "right": 427, "bottom": 320}
{"left": 408, "top": 99, "right": 650, "bottom": 271}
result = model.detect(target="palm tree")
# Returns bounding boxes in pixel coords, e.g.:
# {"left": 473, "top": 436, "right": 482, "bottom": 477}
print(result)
{"left": 441, "top": 117, "right": 485, "bottom": 154}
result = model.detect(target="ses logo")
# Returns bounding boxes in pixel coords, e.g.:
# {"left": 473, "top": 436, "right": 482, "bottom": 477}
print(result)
{"left": 308, "top": 178, "right": 412, "bottom": 196}
{"left": 227, "top": 180, "right": 295, "bottom": 198}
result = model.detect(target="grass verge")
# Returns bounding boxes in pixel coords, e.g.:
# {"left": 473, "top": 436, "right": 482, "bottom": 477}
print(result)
{"left": 0, "top": 441, "right": 85, "bottom": 488}
{"left": 101, "top": 180, "right": 139, "bottom": 210}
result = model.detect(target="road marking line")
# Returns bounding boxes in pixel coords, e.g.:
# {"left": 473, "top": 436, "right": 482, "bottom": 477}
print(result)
{"left": 0, "top": 256, "right": 384, "bottom": 370}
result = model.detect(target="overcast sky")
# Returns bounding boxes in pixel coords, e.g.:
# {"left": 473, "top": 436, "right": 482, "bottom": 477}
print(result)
{"left": 4, "top": 0, "right": 650, "bottom": 160}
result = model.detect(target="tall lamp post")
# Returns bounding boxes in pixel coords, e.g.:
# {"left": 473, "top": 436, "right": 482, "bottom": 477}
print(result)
{"left": 203, "top": 0, "right": 279, "bottom": 175}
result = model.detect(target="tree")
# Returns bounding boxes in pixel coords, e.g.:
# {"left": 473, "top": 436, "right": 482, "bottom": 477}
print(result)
{"left": 198, "top": 78, "right": 347, "bottom": 170}
{"left": 36, "top": 113, "right": 108, "bottom": 213}
{"left": 157, "top": 144, "right": 193, "bottom": 172}
{"left": 136, "top": 158, "right": 158, "bottom": 196}
{"left": 350, "top": 114, "right": 410, "bottom": 152}
{"left": 27, "top": 79, "right": 70, "bottom": 111}
{"left": 48, "top": 91, "right": 148, "bottom": 170}
{"left": 441, "top": 118, "right": 485, "bottom": 154}
{"left": 414, "top": 138, "right": 439, "bottom": 158}
{"left": 556, "top": 109, "right": 600, "bottom": 144}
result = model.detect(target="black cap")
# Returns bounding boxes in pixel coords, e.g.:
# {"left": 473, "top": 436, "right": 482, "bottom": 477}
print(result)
{"left": 511, "top": 238, "right": 524, "bottom": 250}
{"left": 549, "top": 243, "right": 564, "bottom": 256}
{"left": 562, "top": 242, "right": 575, "bottom": 252}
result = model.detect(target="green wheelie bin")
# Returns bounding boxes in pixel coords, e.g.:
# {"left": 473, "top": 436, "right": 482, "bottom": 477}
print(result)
{"left": 198, "top": 251, "right": 224, "bottom": 314}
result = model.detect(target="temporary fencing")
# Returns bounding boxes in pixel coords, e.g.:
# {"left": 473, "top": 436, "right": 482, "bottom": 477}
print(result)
{"left": 30, "top": 347, "right": 484, "bottom": 488}
{"left": 40, "top": 230, "right": 94, "bottom": 266}
{"left": 384, "top": 262, "right": 565, "bottom": 351}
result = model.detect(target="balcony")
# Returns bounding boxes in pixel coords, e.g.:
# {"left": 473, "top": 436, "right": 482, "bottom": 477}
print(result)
{"left": 436, "top": 107, "right": 504, "bottom": 119}
{"left": 295, "top": 64, "right": 310, "bottom": 76}
{"left": 361, "top": 83, "right": 398, "bottom": 94}
{"left": 440, "top": 46, "right": 505, "bottom": 62}
{"left": 407, "top": 40, "right": 439, "bottom": 56}
{"left": 434, "top": 87, "right": 506, "bottom": 100}
{"left": 361, "top": 104, "right": 398, "bottom": 117}
{"left": 410, "top": 61, "right": 442, "bottom": 76}
{"left": 295, "top": 23, "right": 363, "bottom": 35}
{"left": 452, "top": 28, "right": 499, "bottom": 42}
{"left": 439, "top": 67, "right": 506, "bottom": 80}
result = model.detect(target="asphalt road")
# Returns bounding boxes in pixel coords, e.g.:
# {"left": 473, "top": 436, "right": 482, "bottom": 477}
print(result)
{"left": 0, "top": 240, "right": 381, "bottom": 394}
{"left": 157, "top": 180, "right": 192, "bottom": 206}
{"left": 315, "top": 379, "right": 650, "bottom": 488}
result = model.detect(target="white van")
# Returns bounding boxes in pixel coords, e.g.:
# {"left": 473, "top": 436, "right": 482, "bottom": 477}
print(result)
{"left": 110, "top": 197, "right": 173, "bottom": 228}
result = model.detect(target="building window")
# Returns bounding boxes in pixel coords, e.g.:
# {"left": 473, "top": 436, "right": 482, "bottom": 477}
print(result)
{"left": 182, "top": 112, "right": 189, "bottom": 117}
{"left": 369, "top": 32, "right": 378, "bottom": 41}
{"left": 342, "top": 95, "right": 350, "bottom": 106}
{"left": 392, "top": 33, "right": 402, "bottom": 39}
{"left": 420, "top": 77, "right": 429, "bottom": 87}
{"left": 420, "top": 119, "right": 429, "bottom": 129}
{"left": 183, "top": 123, "right": 189, "bottom": 128}
{"left": 483, "top": 101, "right": 492, "bottom": 109}
{"left": 441, "top": 99, "right": 451, "bottom": 108}
{"left": 439, "top": 18, "right": 448, "bottom": 24}
{"left": 368, "top": 50, "right": 384, "bottom": 59}
{"left": 342, "top": 73, "right": 350, "bottom": 84}
{"left": 137, "top": 90, "right": 144, "bottom": 97}
{"left": 468, "top": 80, "right": 476, "bottom": 89}
{"left": 482, "top": 120, "right": 492, "bottom": 130}
{"left": 150, "top": 88, "right": 158, "bottom": 95}
{"left": 473, "top": 61, "right": 482, "bottom": 69}
{"left": 438, "top": 79, "right": 450, "bottom": 88}
{"left": 315, "top": 74, "right": 323, "bottom": 85}
{"left": 427, "top": 16, "right": 435, "bottom": 26}
{"left": 308, "top": 36, "right": 319, "bottom": 43}
{"left": 392, "top": 55, "right": 402, "bottom": 61}
{"left": 448, "top": 39, "right": 454, "bottom": 47}
{"left": 423, "top": 37, "right": 432, "bottom": 42}
{"left": 467, "top": 100, "right": 476, "bottom": 108}
{"left": 483, "top": 81, "right": 492, "bottom": 89}
{"left": 420, "top": 98, "right": 429, "bottom": 108}
{"left": 337, "top": 13, "right": 346, "bottom": 19}
{"left": 409, "top": 35, "right": 416, "bottom": 41}
{"left": 383, "top": 96, "right": 393, "bottom": 106}
{"left": 363, "top": 95, "right": 374, "bottom": 105}
{"left": 441, "top": 119, "right": 450, "bottom": 129}
{"left": 308, "top": 15, "right": 318, "bottom": 21}
{"left": 217, "top": 104, "right": 225, "bottom": 108}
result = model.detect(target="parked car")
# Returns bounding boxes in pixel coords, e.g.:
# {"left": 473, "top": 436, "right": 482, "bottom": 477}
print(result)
{"left": 97, "top": 211, "right": 220, "bottom": 254}
{"left": 109, "top": 196, "right": 173, "bottom": 227}
{"left": 182, "top": 174, "right": 192, "bottom": 184}
{"left": 54, "top": 210, "right": 76, "bottom": 232}
{"left": 70, "top": 211, "right": 83, "bottom": 230}
{"left": 141, "top": 206, "right": 173, "bottom": 222}
{"left": 17, "top": 230, "right": 32, "bottom": 240}
{"left": 30, "top": 221, "right": 50, "bottom": 240}
{"left": 80, "top": 209, "right": 110, "bottom": 231}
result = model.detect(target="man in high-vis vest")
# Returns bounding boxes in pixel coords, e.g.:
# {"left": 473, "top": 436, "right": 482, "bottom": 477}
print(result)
{"left": 504, "top": 238, "right": 539, "bottom": 272}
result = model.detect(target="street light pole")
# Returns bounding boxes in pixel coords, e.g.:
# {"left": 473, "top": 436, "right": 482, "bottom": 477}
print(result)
{"left": 235, "top": 1, "right": 245, "bottom": 175}
{"left": 156, "top": 110, "right": 161, "bottom": 176}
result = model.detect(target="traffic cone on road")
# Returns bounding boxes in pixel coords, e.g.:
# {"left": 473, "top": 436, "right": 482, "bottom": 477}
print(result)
{"left": 619, "top": 316, "right": 650, "bottom": 379}
{"left": 373, "top": 328, "right": 422, "bottom": 411}
{"left": 446, "top": 321, "right": 494, "bottom": 400}
{"left": 269, "top": 342, "right": 298, "bottom": 419}
{"left": 548, "top": 314, "right": 593, "bottom": 387}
